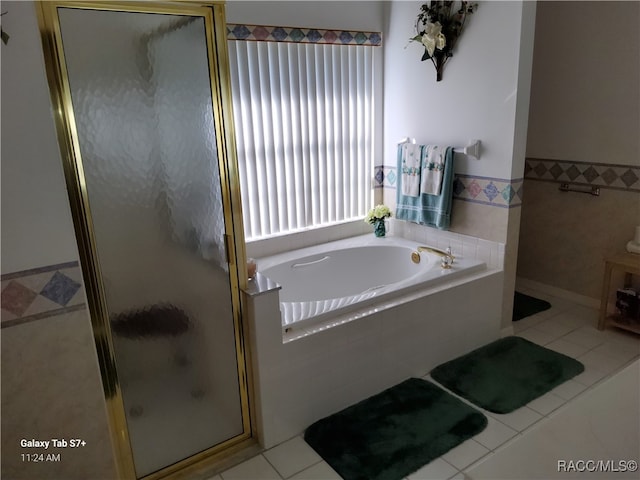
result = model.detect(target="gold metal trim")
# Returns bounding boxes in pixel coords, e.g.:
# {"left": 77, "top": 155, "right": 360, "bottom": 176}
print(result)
{"left": 37, "top": 2, "right": 253, "bottom": 479}
{"left": 413, "top": 246, "right": 455, "bottom": 269}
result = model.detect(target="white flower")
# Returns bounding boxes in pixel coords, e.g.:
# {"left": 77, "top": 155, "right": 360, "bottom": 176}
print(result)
{"left": 421, "top": 33, "right": 436, "bottom": 57}
{"left": 365, "top": 204, "right": 392, "bottom": 224}
{"left": 421, "top": 21, "right": 446, "bottom": 56}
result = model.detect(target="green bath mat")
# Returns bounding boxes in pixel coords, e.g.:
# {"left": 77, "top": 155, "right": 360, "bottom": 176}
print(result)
{"left": 513, "top": 291, "right": 551, "bottom": 321}
{"left": 304, "top": 378, "right": 487, "bottom": 480}
{"left": 431, "top": 336, "right": 584, "bottom": 414}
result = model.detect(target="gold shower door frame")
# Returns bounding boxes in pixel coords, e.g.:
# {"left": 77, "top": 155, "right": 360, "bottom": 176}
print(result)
{"left": 37, "top": 2, "right": 253, "bottom": 479}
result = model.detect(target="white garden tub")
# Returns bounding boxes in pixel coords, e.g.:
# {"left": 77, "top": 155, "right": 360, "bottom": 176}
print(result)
{"left": 259, "top": 235, "right": 486, "bottom": 333}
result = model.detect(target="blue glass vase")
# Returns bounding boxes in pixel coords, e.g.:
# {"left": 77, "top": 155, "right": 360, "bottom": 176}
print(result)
{"left": 374, "top": 219, "right": 386, "bottom": 237}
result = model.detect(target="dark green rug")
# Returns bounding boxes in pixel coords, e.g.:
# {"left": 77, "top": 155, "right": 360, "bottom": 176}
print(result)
{"left": 431, "top": 336, "right": 584, "bottom": 414}
{"left": 304, "top": 378, "right": 487, "bottom": 480}
{"left": 513, "top": 291, "right": 551, "bottom": 321}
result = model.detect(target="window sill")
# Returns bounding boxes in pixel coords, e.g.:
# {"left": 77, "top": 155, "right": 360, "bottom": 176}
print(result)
{"left": 245, "top": 219, "right": 371, "bottom": 259}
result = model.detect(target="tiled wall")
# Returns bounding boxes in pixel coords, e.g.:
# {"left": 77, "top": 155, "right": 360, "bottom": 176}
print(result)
{"left": 1, "top": 264, "right": 117, "bottom": 479}
{"left": 377, "top": 164, "right": 522, "bottom": 331}
{"left": 227, "top": 24, "right": 381, "bottom": 46}
{"left": 390, "top": 220, "right": 505, "bottom": 271}
{"left": 524, "top": 158, "right": 640, "bottom": 192}
{"left": 517, "top": 159, "right": 640, "bottom": 300}
{"left": 244, "top": 267, "right": 503, "bottom": 448}
{"left": 1, "top": 262, "right": 85, "bottom": 328}
{"left": 375, "top": 166, "right": 524, "bottom": 209}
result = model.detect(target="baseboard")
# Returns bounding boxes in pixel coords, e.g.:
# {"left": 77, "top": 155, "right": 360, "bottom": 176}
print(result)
{"left": 515, "top": 277, "right": 599, "bottom": 309}
{"left": 501, "top": 325, "right": 514, "bottom": 337}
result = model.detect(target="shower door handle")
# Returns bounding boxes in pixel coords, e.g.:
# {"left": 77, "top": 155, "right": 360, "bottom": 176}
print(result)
{"left": 224, "top": 233, "right": 235, "bottom": 265}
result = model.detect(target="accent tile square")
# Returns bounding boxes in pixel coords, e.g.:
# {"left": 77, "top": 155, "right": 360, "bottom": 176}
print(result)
{"left": 1, "top": 281, "right": 38, "bottom": 317}
{"left": 59, "top": 266, "right": 83, "bottom": 284}
{"left": 40, "top": 271, "right": 81, "bottom": 306}
{"left": 620, "top": 168, "right": 639, "bottom": 187}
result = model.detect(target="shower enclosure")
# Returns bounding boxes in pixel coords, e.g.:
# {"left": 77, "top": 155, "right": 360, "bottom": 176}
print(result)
{"left": 38, "top": 2, "right": 251, "bottom": 478}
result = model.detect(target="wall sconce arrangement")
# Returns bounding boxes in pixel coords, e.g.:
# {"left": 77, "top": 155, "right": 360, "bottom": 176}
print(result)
{"left": 409, "top": 1, "right": 477, "bottom": 82}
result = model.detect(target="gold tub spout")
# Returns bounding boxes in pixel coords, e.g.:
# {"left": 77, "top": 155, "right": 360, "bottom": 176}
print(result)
{"left": 411, "top": 246, "right": 455, "bottom": 268}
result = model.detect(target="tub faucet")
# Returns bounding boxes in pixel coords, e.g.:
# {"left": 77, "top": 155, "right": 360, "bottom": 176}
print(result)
{"left": 411, "top": 246, "right": 454, "bottom": 269}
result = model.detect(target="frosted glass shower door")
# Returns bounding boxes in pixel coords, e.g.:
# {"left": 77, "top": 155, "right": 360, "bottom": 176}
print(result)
{"left": 53, "top": 6, "right": 247, "bottom": 478}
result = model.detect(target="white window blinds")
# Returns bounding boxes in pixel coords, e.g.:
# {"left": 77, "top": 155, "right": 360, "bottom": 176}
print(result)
{"left": 228, "top": 35, "right": 376, "bottom": 240}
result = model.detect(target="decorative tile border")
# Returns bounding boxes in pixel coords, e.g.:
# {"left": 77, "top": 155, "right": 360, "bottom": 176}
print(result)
{"left": 227, "top": 24, "right": 382, "bottom": 46}
{"left": 377, "top": 166, "right": 522, "bottom": 208}
{"left": 525, "top": 158, "right": 640, "bottom": 192}
{"left": 1, "top": 262, "right": 86, "bottom": 328}
{"left": 454, "top": 175, "right": 523, "bottom": 208}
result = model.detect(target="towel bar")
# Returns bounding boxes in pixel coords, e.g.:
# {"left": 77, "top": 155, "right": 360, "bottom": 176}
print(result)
{"left": 559, "top": 183, "right": 600, "bottom": 196}
{"left": 397, "top": 138, "right": 481, "bottom": 160}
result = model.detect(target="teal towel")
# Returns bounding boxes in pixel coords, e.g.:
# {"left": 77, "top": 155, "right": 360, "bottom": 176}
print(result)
{"left": 396, "top": 144, "right": 454, "bottom": 229}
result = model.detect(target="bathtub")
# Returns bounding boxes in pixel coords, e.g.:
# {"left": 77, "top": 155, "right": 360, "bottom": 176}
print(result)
{"left": 259, "top": 234, "right": 486, "bottom": 335}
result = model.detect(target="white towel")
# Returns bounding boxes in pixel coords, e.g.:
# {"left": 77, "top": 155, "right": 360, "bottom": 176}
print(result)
{"left": 420, "top": 145, "right": 446, "bottom": 195}
{"left": 401, "top": 143, "right": 422, "bottom": 197}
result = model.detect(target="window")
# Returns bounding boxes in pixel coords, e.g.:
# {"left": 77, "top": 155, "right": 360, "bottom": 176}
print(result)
{"left": 227, "top": 26, "right": 380, "bottom": 240}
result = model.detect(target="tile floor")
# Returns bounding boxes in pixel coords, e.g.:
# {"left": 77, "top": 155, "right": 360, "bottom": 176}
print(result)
{"left": 210, "top": 287, "right": 640, "bottom": 480}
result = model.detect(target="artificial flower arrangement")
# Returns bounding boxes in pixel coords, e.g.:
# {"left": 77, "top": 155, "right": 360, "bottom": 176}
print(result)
{"left": 409, "top": 1, "right": 477, "bottom": 81}
{"left": 364, "top": 204, "right": 392, "bottom": 225}
{"left": 365, "top": 204, "right": 392, "bottom": 237}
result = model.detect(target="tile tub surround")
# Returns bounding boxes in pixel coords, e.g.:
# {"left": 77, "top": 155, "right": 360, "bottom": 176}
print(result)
{"left": 219, "top": 293, "right": 639, "bottom": 480}
{"left": 243, "top": 266, "right": 503, "bottom": 448}
{"left": 393, "top": 221, "right": 505, "bottom": 271}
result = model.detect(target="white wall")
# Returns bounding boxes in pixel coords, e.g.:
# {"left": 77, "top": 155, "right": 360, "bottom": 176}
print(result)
{"left": 383, "top": 1, "right": 535, "bottom": 330}
{"left": 383, "top": 1, "right": 533, "bottom": 180}
{"left": 226, "top": 0, "right": 385, "bottom": 30}
{"left": 517, "top": 1, "right": 640, "bottom": 300}
{"left": 526, "top": 1, "right": 639, "bottom": 166}
{"left": 1, "top": 1, "right": 80, "bottom": 274}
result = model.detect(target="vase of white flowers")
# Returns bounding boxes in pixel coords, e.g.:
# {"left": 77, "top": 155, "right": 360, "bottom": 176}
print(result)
{"left": 365, "top": 204, "right": 392, "bottom": 237}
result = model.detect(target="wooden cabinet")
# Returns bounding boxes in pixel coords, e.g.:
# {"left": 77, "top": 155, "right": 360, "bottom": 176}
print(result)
{"left": 598, "top": 253, "right": 640, "bottom": 333}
